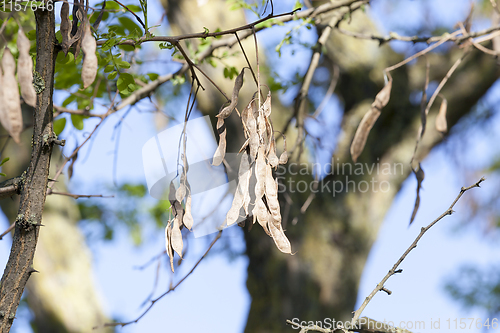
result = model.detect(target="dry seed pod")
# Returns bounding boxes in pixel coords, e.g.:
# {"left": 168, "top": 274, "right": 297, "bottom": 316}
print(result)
{"left": 409, "top": 164, "right": 425, "bottom": 225}
{"left": 256, "top": 111, "right": 267, "bottom": 144}
{"left": 254, "top": 146, "right": 267, "bottom": 200}
{"left": 176, "top": 168, "right": 187, "bottom": 202}
{"left": 60, "top": 2, "right": 71, "bottom": 55}
{"left": 239, "top": 152, "right": 252, "bottom": 215}
{"left": 252, "top": 198, "right": 271, "bottom": 236}
{"left": 0, "top": 68, "right": 7, "bottom": 132}
{"left": 176, "top": 183, "right": 186, "bottom": 202}
{"left": 279, "top": 151, "right": 288, "bottom": 165}
{"left": 267, "top": 136, "right": 279, "bottom": 168}
{"left": 269, "top": 221, "right": 291, "bottom": 254}
{"left": 350, "top": 108, "right": 380, "bottom": 163}
{"left": 264, "top": 163, "right": 281, "bottom": 223}
{"left": 17, "top": 29, "right": 36, "bottom": 107}
{"left": 435, "top": 98, "right": 448, "bottom": 133}
{"left": 262, "top": 92, "right": 271, "bottom": 117}
{"left": 216, "top": 68, "right": 244, "bottom": 119}
{"left": 212, "top": 117, "right": 226, "bottom": 166}
{"left": 371, "top": 79, "right": 392, "bottom": 110}
{"left": 183, "top": 194, "right": 194, "bottom": 230}
{"left": 350, "top": 79, "right": 393, "bottom": 162}
{"left": 244, "top": 100, "right": 259, "bottom": 160}
{"left": 165, "top": 221, "right": 175, "bottom": 272}
{"left": 81, "top": 23, "right": 97, "bottom": 89}
{"left": 171, "top": 216, "right": 183, "bottom": 258}
{"left": 279, "top": 135, "right": 288, "bottom": 164}
{"left": 226, "top": 152, "right": 252, "bottom": 225}
{"left": 2, "top": 48, "right": 23, "bottom": 144}
{"left": 226, "top": 187, "right": 245, "bottom": 226}
{"left": 168, "top": 180, "right": 185, "bottom": 223}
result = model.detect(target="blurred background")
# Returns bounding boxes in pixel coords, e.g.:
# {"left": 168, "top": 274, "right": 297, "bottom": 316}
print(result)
{"left": 1, "top": 0, "right": 500, "bottom": 332}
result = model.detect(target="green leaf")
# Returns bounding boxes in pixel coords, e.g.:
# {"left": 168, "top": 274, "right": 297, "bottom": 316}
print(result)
{"left": 147, "top": 73, "right": 159, "bottom": 81}
{"left": 116, "top": 60, "right": 131, "bottom": 69}
{"left": 118, "top": 45, "right": 135, "bottom": 52}
{"left": 26, "top": 30, "right": 36, "bottom": 40}
{"left": 108, "top": 71, "right": 117, "bottom": 80}
{"left": 53, "top": 118, "right": 67, "bottom": 135}
{"left": 0, "top": 173, "right": 6, "bottom": 177}
{"left": 0, "top": 157, "right": 9, "bottom": 167}
{"left": 62, "top": 95, "right": 76, "bottom": 107}
{"left": 71, "top": 114, "right": 84, "bottom": 130}
{"left": 159, "top": 42, "right": 174, "bottom": 50}
{"left": 56, "top": 52, "right": 74, "bottom": 65}
{"left": 120, "top": 183, "right": 147, "bottom": 197}
{"left": 104, "top": 65, "right": 115, "bottom": 73}
{"left": 117, "top": 73, "right": 134, "bottom": 91}
{"left": 118, "top": 16, "right": 143, "bottom": 35}
{"left": 127, "top": 4, "right": 142, "bottom": 12}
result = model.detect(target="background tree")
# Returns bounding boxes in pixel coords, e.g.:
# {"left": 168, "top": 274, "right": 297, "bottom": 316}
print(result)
{"left": 0, "top": 0, "right": 499, "bottom": 332}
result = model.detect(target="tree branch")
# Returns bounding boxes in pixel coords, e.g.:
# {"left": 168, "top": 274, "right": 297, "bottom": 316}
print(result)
{"left": 114, "top": 0, "right": 371, "bottom": 111}
{"left": 46, "top": 189, "right": 114, "bottom": 199}
{"left": 351, "top": 177, "right": 486, "bottom": 326}
{"left": 0, "top": 176, "right": 22, "bottom": 200}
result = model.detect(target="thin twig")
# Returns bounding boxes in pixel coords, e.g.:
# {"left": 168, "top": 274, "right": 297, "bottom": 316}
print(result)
{"left": 46, "top": 189, "right": 114, "bottom": 199}
{"left": 53, "top": 105, "right": 104, "bottom": 119}
{"left": 235, "top": 32, "right": 258, "bottom": 87}
{"left": 253, "top": 26, "right": 261, "bottom": 107}
{"left": 100, "top": 230, "right": 223, "bottom": 328}
{"left": 289, "top": 4, "right": 355, "bottom": 156}
{"left": 311, "top": 64, "right": 339, "bottom": 118}
{"left": 114, "top": 1, "right": 368, "bottom": 112}
{"left": 351, "top": 177, "right": 486, "bottom": 325}
{"left": 385, "top": 30, "right": 461, "bottom": 72}
{"left": 0, "top": 223, "right": 14, "bottom": 241}
{"left": 112, "top": 0, "right": 146, "bottom": 29}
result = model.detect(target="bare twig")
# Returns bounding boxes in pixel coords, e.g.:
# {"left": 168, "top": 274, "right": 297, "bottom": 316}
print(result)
{"left": 351, "top": 177, "right": 486, "bottom": 325}
{"left": 0, "top": 223, "right": 14, "bottom": 241}
{"left": 0, "top": 177, "right": 22, "bottom": 200}
{"left": 385, "top": 30, "right": 461, "bottom": 72}
{"left": 100, "top": 230, "right": 223, "bottom": 328}
{"left": 411, "top": 48, "right": 470, "bottom": 163}
{"left": 114, "top": 0, "right": 370, "bottom": 111}
{"left": 235, "top": 32, "right": 258, "bottom": 87}
{"left": 53, "top": 105, "right": 104, "bottom": 119}
{"left": 289, "top": 2, "right": 367, "bottom": 156}
{"left": 46, "top": 189, "right": 114, "bottom": 199}
{"left": 311, "top": 64, "right": 339, "bottom": 118}
{"left": 338, "top": 25, "right": 500, "bottom": 46}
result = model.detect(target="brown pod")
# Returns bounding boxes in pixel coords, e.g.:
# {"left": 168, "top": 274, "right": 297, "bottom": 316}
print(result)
{"left": 60, "top": 2, "right": 71, "bottom": 55}
{"left": 2, "top": 48, "right": 23, "bottom": 144}
{"left": 17, "top": 29, "right": 36, "bottom": 107}
{"left": 81, "top": 23, "right": 97, "bottom": 88}
{"left": 0, "top": 68, "right": 8, "bottom": 132}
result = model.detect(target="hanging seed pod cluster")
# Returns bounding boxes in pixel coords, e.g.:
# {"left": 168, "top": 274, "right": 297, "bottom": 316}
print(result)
{"left": 223, "top": 91, "right": 290, "bottom": 254}
{"left": 165, "top": 69, "right": 292, "bottom": 272}
{"left": 165, "top": 155, "right": 194, "bottom": 272}
{"left": 215, "top": 73, "right": 290, "bottom": 254}
{"left": 0, "top": 27, "right": 37, "bottom": 144}
{"left": 59, "top": 0, "right": 98, "bottom": 88}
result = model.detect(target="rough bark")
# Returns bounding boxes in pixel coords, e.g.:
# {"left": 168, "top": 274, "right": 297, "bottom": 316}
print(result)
{"left": 0, "top": 8, "right": 56, "bottom": 332}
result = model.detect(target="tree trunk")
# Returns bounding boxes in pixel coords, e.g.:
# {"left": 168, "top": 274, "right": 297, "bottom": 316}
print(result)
{"left": 0, "top": 8, "right": 57, "bottom": 331}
